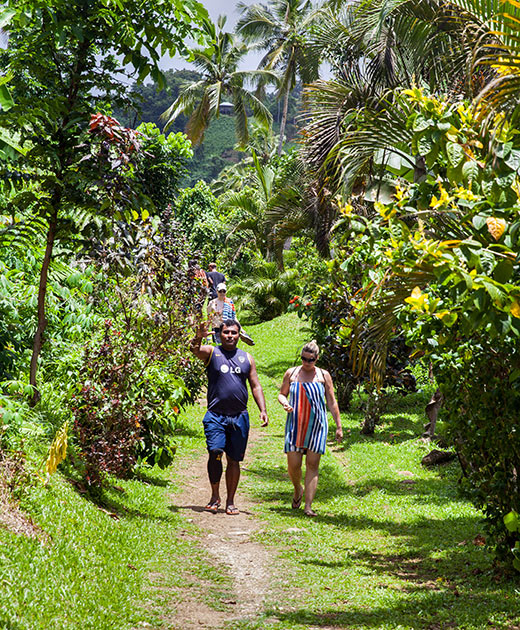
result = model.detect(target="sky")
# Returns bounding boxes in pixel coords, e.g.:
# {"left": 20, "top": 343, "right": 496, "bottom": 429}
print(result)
{"left": 159, "top": 0, "right": 264, "bottom": 72}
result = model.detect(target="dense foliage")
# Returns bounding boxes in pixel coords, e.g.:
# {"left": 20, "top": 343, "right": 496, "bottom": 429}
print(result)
{"left": 342, "top": 90, "right": 520, "bottom": 561}
{"left": 3, "top": 0, "right": 520, "bottom": 577}
{"left": 175, "top": 181, "right": 226, "bottom": 264}
{"left": 0, "top": 0, "right": 208, "bottom": 396}
{"left": 71, "top": 207, "right": 206, "bottom": 485}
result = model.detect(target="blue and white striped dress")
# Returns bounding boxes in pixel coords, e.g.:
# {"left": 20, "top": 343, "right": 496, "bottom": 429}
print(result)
{"left": 284, "top": 368, "right": 328, "bottom": 454}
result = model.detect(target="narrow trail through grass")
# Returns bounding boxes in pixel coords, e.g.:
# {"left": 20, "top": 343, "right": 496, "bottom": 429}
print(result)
{"left": 168, "top": 313, "right": 520, "bottom": 630}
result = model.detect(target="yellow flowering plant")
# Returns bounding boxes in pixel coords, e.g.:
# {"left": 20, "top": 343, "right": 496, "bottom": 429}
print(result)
{"left": 345, "top": 88, "right": 520, "bottom": 563}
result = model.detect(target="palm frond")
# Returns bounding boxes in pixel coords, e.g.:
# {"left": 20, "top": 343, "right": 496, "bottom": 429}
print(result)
{"left": 161, "top": 81, "right": 205, "bottom": 128}
{"left": 0, "top": 215, "right": 46, "bottom": 254}
{"left": 230, "top": 89, "right": 249, "bottom": 146}
{"left": 350, "top": 267, "right": 435, "bottom": 388}
{"left": 185, "top": 91, "right": 211, "bottom": 144}
{"left": 236, "top": 4, "right": 278, "bottom": 43}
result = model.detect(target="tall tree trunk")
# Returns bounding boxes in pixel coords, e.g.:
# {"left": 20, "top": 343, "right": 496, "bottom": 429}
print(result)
{"left": 30, "top": 210, "right": 58, "bottom": 405}
{"left": 277, "top": 86, "right": 290, "bottom": 156}
{"left": 28, "top": 41, "right": 88, "bottom": 405}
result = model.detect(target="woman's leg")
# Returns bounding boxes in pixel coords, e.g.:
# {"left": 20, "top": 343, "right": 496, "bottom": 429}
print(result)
{"left": 286, "top": 451, "right": 304, "bottom": 506}
{"left": 303, "top": 450, "right": 321, "bottom": 516}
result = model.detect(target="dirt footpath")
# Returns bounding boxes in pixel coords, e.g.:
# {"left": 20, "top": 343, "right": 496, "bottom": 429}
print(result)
{"left": 165, "top": 428, "right": 274, "bottom": 630}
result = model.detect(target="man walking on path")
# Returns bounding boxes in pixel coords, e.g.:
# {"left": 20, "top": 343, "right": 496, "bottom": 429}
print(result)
{"left": 190, "top": 319, "right": 269, "bottom": 515}
{"left": 206, "top": 262, "right": 226, "bottom": 300}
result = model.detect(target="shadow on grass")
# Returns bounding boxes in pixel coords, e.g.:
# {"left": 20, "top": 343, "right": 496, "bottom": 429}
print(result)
{"left": 133, "top": 471, "right": 171, "bottom": 487}
{"left": 0, "top": 618, "right": 24, "bottom": 630}
{"left": 333, "top": 414, "right": 422, "bottom": 448}
{"left": 261, "top": 585, "right": 520, "bottom": 629}
{"left": 242, "top": 465, "right": 520, "bottom": 630}
{"left": 300, "top": 557, "right": 354, "bottom": 570}
{"left": 89, "top": 493, "right": 177, "bottom": 522}
{"left": 245, "top": 459, "right": 485, "bottom": 562}
{"left": 65, "top": 477, "right": 176, "bottom": 523}
{"left": 246, "top": 459, "right": 462, "bottom": 507}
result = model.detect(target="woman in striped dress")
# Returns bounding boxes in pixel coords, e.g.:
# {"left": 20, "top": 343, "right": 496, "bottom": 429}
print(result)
{"left": 278, "top": 341, "right": 343, "bottom": 516}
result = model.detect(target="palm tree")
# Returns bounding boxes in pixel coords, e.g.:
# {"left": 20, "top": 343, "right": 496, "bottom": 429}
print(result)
{"left": 236, "top": 0, "right": 320, "bottom": 155}
{"left": 161, "top": 16, "right": 277, "bottom": 147}
{"left": 305, "top": 0, "right": 520, "bottom": 385}
{"left": 298, "top": 0, "right": 507, "bottom": 198}
{"left": 227, "top": 256, "right": 300, "bottom": 322}
{"left": 221, "top": 149, "right": 276, "bottom": 260}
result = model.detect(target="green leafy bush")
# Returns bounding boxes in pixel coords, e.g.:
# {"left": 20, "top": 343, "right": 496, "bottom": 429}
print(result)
{"left": 228, "top": 258, "right": 300, "bottom": 323}
{"left": 297, "top": 261, "right": 416, "bottom": 419}
{"left": 72, "top": 211, "right": 205, "bottom": 485}
{"left": 344, "top": 89, "right": 520, "bottom": 561}
{"left": 503, "top": 510, "right": 520, "bottom": 571}
{"left": 135, "top": 122, "right": 193, "bottom": 213}
{"left": 175, "top": 181, "right": 226, "bottom": 263}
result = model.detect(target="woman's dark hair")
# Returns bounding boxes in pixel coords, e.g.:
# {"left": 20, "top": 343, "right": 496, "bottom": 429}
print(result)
{"left": 301, "top": 340, "right": 319, "bottom": 356}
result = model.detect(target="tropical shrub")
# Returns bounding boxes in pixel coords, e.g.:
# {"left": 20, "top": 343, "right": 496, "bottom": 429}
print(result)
{"left": 134, "top": 123, "right": 193, "bottom": 213}
{"left": 72, "top": 320, "right": 190, "bottom": 485}
{"left": 72, "top": 211, "right": 205, "bottom": 486}
{"left": 297, "top": 256, "right": 416, "bottom": 419}
{"left": 0, "top": 230, "right": 99, "bottom": 450}
{"left": 345, "top": 89, "right": 520, "bottom": 561}
{"left": 228, "top": 257, "right": 300, "bottom": 323}
{"left": 283, "top": 236, "right": 329, "bottom": 286}
{"left": 174, "top": 181, "right": 226, "bottom": 263}
{"left": 0, "top": 260, "right": 36, "bottom": 381}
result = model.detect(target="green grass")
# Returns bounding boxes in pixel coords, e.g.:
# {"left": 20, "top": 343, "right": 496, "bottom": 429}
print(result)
{"left": 0, "top": 416, "right": 225, "bottom": 629}
{"left": 234, "top": 313, "right": 520, "bottom": 630}
{"left": 1, "top": 312, "right": 519, "bottom": 630}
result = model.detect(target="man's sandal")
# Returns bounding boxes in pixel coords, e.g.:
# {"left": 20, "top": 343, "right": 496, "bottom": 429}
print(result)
{"left": 204, "top": 500, "right": 221, "bottom": 514}
{"left": 225, "top": 505, "right": 239, "bottom": 515}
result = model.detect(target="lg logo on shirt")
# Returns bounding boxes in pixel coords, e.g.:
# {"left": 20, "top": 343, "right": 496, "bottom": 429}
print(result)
{"left": 220, "top": 365, "right": 242, "bottom": 374}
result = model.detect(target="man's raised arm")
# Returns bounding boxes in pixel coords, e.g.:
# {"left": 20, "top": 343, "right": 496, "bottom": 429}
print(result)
{"left": 189, "top": 321, "right": 213, "bottom": 363}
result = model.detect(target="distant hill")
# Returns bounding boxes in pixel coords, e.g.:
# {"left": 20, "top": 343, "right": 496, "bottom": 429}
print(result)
{"left": 115, "top": 70, "right": 301, "bottom": 187}
{"left": 186, "top": 115, "right": 242, "bottom": 186}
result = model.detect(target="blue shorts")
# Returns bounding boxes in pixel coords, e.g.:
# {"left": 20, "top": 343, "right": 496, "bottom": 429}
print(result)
{"left": 203, "top": 410, "right": 250, "bottom": 462}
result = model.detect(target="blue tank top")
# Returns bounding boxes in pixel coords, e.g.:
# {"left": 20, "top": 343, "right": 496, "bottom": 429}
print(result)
{"left": 206, "top": 347, "right": 251, "bottom": 415}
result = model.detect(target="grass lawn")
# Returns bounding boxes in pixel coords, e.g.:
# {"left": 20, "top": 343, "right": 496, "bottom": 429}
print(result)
{"left": 0, "top": 412, "right": 223, "bottom": 629}
{"left": 0, "top": 312, "right": 518, "bottom": 630}
{"left": 234, "top": 313, "right": 520, "bottom": 630}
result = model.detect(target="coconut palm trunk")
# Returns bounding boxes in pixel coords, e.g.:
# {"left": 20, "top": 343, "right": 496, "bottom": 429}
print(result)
{"left": 277, "top": 84, "right": 291, "bottom": 155}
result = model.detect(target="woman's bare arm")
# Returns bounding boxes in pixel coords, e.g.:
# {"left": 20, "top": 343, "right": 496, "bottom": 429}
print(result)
{"left": 278, "top": 369, "right": 293, "bottom": 413}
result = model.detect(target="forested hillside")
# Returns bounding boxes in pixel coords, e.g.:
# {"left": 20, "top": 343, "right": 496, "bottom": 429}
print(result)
{"left": 116, "top": 69, "right": 302, "bottom": 185}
